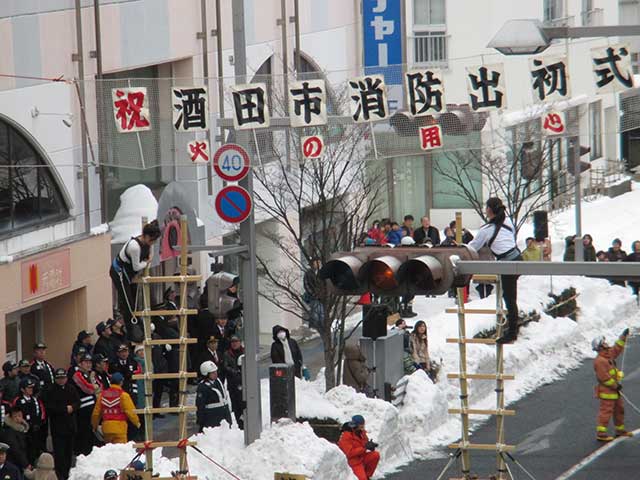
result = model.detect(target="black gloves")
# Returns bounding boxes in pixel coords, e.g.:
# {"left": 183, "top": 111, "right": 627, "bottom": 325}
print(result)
{"left": 622, "top": 328, "right": 630, "bottom": 337}
{"left": 365, "top": 440, "right": 379, "bottom": 451}
{"left": 617, "top": 384, "right": 623, "bottom": 392}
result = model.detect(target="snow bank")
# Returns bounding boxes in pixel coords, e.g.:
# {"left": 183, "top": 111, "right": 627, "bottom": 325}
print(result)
{"left": 90, "top": 223, "right": 109, "bottom": 236}
{"left": 109, "top": 185, "right": 158, "bottom": 244}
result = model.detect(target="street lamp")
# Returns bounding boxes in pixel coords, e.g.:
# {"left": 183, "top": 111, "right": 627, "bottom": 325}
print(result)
{"left": 488, "top": 19, "right": 640, "bottom": 55}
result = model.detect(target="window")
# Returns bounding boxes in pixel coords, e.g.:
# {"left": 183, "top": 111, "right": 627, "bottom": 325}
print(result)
{"left": 544, "top": 0, "right": 563, "bottom": 22}
{"left": 413, "top": 0, "right": 445, "bottom": 26}
{"left": 0, "top": 117, "right": 69, "bottom": 235}
{"left": 590, "top": 101, "right": 603, "bottom": 160}
{"left": 413, "top": 0, "right": 447, "bottom": 66}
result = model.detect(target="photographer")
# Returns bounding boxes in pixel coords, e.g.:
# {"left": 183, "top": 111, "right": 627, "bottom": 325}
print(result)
{"left": 337, "top": 415, "right": 379, "bottom": 480}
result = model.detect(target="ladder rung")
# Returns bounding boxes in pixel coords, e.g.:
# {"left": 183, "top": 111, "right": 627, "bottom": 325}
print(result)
{"left": 133, "top": 274, "right": 203, "bottom": 284}
{"left": 448, "top": 408, "right": 515, "bottom": 416}
{"left": 144, "top": 338, "right": 198, "bottom": 346}
{"left": 132, "top": 372, "right": 198, "bottom": 380}
{"left": 448, "top": 443, "right": 515, "bottom": 452}
{"left": 133, "top": 406, "right": 197, "bottom": 415}
{"left": 472, "top": 274, "right": 499, "bottom": 283}
{"left": 133, "top": 309, "right": 198, "bottom": 317}
{"left": 445, "top": 308, "right": 500, "bottom": 314}
{"left": 447, "top": 373, "right": 515, "bottom": 380}
{"left": 446, "top": 338, "right": 496, "bottom": 345}
{"left": 133, "top": 440, "right": 197, "bottom": 449}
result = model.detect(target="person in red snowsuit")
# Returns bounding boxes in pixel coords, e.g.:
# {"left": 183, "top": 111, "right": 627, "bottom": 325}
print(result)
{"left": 338, "top": 415, "right": 380, "bottom": 480}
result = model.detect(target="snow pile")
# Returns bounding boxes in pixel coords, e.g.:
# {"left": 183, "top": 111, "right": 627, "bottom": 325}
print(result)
{"left": 0, "top": 255, "right": 14, "bottom": 264}
{"left": 109, "top": 184, "right": 158, "bottom": 244}
{"left": 90, "top": 223, "right": 109, "bottom": 236}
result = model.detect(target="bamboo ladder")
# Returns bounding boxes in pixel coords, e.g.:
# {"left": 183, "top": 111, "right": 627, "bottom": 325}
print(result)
{"left": 444, "top": 212, "right": 515, "bottom": 480}
{"left": 131, "top": 215, "right": 201, "bottom": 479}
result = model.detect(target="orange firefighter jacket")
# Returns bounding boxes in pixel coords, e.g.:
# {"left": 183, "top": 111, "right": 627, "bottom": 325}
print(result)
{"left": 91, "top": 384, "right": 140, "bottom": 434}
{"left": 338, "top": 429, "right": 372, "bottom": 468}
{"left": 594, "top": 337, "right": 625, "bottom": 400}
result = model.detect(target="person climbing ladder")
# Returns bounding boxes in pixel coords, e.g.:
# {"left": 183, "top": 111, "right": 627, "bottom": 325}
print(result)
{"left": 109, "top": 220, "right": 161, "bottom": 342}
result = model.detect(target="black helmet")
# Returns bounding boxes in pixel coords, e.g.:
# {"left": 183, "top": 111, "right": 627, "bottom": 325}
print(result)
{"left": 2, "top": 361, "right": 16, "bottom": 374}
{"left": 20, "top": 377, "right": 36, "bottom": 390}
{"left": 104, "top": 470, "right": 118, "bottom": 480}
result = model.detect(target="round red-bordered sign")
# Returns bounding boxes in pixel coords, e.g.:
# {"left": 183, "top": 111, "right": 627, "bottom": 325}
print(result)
{"left": 215, "top": 185, "right": 252, "bottom": 224}
{"left": 213, "top": 144, "right": 250, "bottom": 181}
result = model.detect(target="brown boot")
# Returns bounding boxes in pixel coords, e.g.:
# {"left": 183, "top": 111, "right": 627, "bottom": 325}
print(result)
{"left": 616, "top": 430, "right": 633, "bottom": 438}
{"left": 596, "top": 433, "right": 614, "bottom": 442}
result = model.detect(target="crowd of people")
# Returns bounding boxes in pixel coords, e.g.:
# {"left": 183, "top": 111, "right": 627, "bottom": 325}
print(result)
{"left": 363, "top": 215, "right": 473, "bottom": 249}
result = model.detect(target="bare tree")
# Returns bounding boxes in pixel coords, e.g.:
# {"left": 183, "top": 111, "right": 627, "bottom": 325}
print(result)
{"left": 252, "top": 115, "right": 385, "bottom": 390}
{"left": 433, "top": 125, "right": 570, "bottom": 232}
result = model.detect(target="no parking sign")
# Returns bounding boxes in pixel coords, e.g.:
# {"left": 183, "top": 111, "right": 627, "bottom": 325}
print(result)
{"left": 215, "top": 185, "right": 252, "bottom": 224}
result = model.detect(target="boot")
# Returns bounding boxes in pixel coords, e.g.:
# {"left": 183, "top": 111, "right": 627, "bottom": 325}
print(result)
{"left": 616, "top": 430, "right": 633, "bottom": 437}
{"left": 402, "top": 305, "right": 418, "bottom": 318}
{"left": 597, "top": 433, "right": 614, "bottom": 442}
{"left": 496, "top": 329, "right": 518, "bottom": 344}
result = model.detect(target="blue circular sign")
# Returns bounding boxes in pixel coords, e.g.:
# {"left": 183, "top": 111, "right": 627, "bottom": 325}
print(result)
{"left": 215, "top": 185, "right": 252, "bottom": 223}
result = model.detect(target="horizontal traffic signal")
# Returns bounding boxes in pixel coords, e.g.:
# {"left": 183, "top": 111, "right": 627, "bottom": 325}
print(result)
{"left": 206, "top": 271, "right": 241, "bottom": 317}
{"left": 319, "top": 246, "right": 478, "bottom": 296}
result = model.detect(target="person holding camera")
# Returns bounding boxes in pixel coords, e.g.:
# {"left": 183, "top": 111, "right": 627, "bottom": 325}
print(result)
{"left": 337, "top": 415, "right": 379, "bottom": 480}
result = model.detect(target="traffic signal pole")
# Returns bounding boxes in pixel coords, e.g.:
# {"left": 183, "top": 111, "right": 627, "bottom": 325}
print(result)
{"left": 232, "top": 0, "right": 262, "bottom": 445}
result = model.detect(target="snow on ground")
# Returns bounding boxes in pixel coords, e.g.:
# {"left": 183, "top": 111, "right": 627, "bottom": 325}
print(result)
{"left": 109, "top": 184, "right": 158, "bottom": 244}
{"left": 72, "top": 185, "right": 640, "bottom": 478}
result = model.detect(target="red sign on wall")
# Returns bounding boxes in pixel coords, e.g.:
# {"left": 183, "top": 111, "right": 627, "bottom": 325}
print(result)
{"left": 21, "top": 249, "right": 71, "bottom": 302}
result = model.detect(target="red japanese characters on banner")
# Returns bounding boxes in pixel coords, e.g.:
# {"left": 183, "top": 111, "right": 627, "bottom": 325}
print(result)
{"left": 301, "top": 135, "right": 324, "bottom": 159}
{"left": 187, "top": 140, "right": 210, "bottom": 163}
{"left": 542, "top": 111, "right": 566, "bottom": 136}
{"left": 111, "top": 87, "right": 151, "bottom": 133}
{"left": 419, "top": 125, "right": 443, "bottom": 151}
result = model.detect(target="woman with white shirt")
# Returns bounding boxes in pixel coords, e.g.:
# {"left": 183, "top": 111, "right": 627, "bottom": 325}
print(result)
{"left": 469, "top": 198, "right": 522, "bottom": 344}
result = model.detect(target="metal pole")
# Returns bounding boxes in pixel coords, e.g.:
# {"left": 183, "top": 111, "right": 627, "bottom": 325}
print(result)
{"left": 572, "top": 138, "right": 584, "bottom": 261}
{"left": 293, "top": 0, "right": 301, "bottom": 76}
{"left": 279, "top": 0, "right": 292, "bottom": 169}
{"left": 75, "top": 0, "right": 91, "bottom": 233}
{"left": 232, "top": 0, "right": 262, "bottom": 445}
{"left": 93, "top": 0, "right": 108, "bottom": 224}
{"left": 200, "top": 0, "right": 214, "bottom": 196}
{"left": 215, "top": 0, "right": 225, "bottom": 116}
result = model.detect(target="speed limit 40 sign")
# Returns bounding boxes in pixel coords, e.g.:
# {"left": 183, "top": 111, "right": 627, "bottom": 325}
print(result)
{"left": 213, "top": 144, "right": 250, "bottom": 181}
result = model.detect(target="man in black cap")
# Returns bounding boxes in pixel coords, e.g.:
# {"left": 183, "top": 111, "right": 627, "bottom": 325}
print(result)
{"left": 67, "top": 347, "right": 87, "bottom": 381}
{"left": 17, "top": 360, "right": 39, "bottom": 397}
{"left": 0, "top": 442, "right": 22, "bottom": 480}
{"left": 30, "top": 343, "right": 55, "bottom": 391}
{"left": 110, "top": 345, "right": 141, "bottom": 399}
{"left": 71, "top": 330, "right": 94, "bottom": 366}
{"left": 15, "top": 377, "right": 45, "bottom": 465}
{"left": 92, "top": 355, "right": 111, "bottom": 391}
{"left": 94, "top": 321, "right": 117, "bottom": 363}
{"left": 0, "top": 362, "right": 20, "bottom": 405}
{"left": 71, "top": 354, "right": 99, "bottom": 456}
{"left": 43, "top": 368, "right": 80, "bottom": 480}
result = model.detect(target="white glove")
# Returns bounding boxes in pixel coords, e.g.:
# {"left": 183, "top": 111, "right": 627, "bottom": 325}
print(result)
{"left": 165, "top": 344, "right": 172, "bottom": 352}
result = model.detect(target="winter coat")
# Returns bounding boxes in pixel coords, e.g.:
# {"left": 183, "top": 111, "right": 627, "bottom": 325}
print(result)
{"left": 338, "top": 428, "right": 373, "bottom": 468}
{"left": 522, "top": 245, "right": 542, "bottom": 261}
{"left": 42, "top": 382, "right": 80, "bottom": 436}
{"left": 212, "top": 325, "right": 235, "bottom": 358}
{"left": 91, "top": 385, "right": 140, "bottom": 437}
{"left": 0, "top": 461, "right": 23, "bottom": 480}
{"left": 223, "top": 348, "right": 244, "bottom": 388}
{"left": 93, "top": 336, "right": 117, "bottom": 364}
{"left": 0, "top": 416, "right": 30, "bottom": 470}
{"left": 563, "top": 236, "right": 576, "bottom": 261}
{"left": 594, "top": 336, "right": 625, "bottom": 400}
{"left": 366, "top": 227, "right": 386, "bottom": 245}
{"left": 109, "top": 358, "right": 141, "bottom": 398}
{"left": 13, "top": 395, "right": 45, "bottom": 431}
{"left": 584, "top": 245, "right": 597, "bottom": 262}
{"left": 270, "top": 326, "right": 303, "bottom": 378}
{"left": 608, "top": 248, "right": 627, "bottom": 262}
{"left": 410, "top": 332, "right": 429, "bottom": 365}
{"left": 30, "top": 360, "right": 55, "bottom": 391}
{"left": 386, "top": 229, "right": 403, "bottom": 246}
{"left": 0, "top": 376, "right": 21, "bottom": 404}
{"left": 342, "top": 345, "right": 369, "bottom": 392}
{"left": 94, "top": 370, "right": 111, "bottom": 391}
{"left": 195, "top": 308, "right": 216, "bottom": 346}
{"left": 413, "top": 225, "right": 441, "bottom": 246}
{"left": 195, "top": 378, "right": 231, "bottom": 429}
{"left": 24, "top": 453, "right": 57, "bottom": 480}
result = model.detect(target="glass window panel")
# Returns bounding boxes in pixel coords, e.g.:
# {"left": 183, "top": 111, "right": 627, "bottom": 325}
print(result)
{"left": 10, "top": 129, "right": 40, "bottom": 227}
{"left": 429, "top": 0, "right": 445, "bottom": 24}
{"left": 0, "top": 122, "right": 10, "bottom": 230}
{"left": 414, "top": 0, "right": 429, "bottom": 25}
{"left": 392, "top": 155, "right": 427, "bottom": 221}
{"left": 414, "top": 0, "right": 445, "bottom": 25}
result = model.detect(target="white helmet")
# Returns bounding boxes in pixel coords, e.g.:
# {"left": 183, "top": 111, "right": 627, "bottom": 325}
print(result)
{"left": 200, "top": 361, "right": 218, "bottom": 376}
{"left": 592, "top": 335, "right": 606, "bottom": 352}
{"left": 400, "top": 236, "right": 416, "bottom": 246}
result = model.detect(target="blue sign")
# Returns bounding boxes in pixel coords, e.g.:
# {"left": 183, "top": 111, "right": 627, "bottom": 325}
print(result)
{"left": 215, "top": 186, "right": 252, "bottom": 224}
{"left": 363, "top": 0, "right": 402, "bottom": 85}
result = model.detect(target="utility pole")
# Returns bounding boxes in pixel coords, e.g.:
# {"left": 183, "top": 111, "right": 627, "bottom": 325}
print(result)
{"left": 572, "top": 138, "right": 584, "bottom": 261}
{"left": 200, "top": 0, "right": 214, "bottom": 195}
{"left": 232, "top": 0, "right": 262, "bottom": 445}
{"left": 93, "top": 0, "right": 108, "bottom": 223}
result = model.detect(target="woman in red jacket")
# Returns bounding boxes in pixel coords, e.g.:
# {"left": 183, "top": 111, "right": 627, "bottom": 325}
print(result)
{"left": 337, "top": 415, "right": 379, "bottom": 480}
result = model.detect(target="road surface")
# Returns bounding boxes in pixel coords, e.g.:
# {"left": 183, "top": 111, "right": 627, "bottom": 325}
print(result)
{"left": 387, "top": 335, "right": 640, "bottom": 479}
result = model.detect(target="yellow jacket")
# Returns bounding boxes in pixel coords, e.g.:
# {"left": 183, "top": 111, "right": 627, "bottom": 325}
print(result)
{"left": 91, "top": 384, "right": 141, "bottom": 431}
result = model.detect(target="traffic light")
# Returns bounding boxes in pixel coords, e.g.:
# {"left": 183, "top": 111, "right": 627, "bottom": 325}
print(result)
{"left": 206, "top": 272, "right": 241, "bottom": 317}
{"left": 319, "top": 246, "right": 478, "bottom": 296}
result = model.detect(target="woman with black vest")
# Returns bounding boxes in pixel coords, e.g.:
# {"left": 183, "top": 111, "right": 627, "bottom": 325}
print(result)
{"left": 109, "top": 220, "right": 161, "bottom": 341}
{"left": 469, "top": 198, "right": 522, "bottom": 344}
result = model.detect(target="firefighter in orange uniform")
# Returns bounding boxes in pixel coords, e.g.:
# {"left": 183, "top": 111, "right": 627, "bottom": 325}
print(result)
{"left": 337, "top": 415, "right": 380, "bottom": 480}
{"left": 91, "top": 372, "right": 140, "bottom": 443}
{"left": 593, "top": 328, "right": 633, "bottom": 441}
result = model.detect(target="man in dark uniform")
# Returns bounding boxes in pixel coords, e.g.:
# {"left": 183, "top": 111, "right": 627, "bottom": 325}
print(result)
{"left": 110, "top": 345, "right": 141, "bottom": 399}
{"left": 71, "top": 330, "right": 94, "bottom": 366}
{"left": 0, "top": 442, "right": 22, "bottom": 480}
{"left": 30, "top": 343, "right": 55, "bottom": 392}
{"left": 223, "top": 337, "right": 245, "bottom": 429}
{"left": 71, "top": 354, "right": 99, "bottom": 455}
{"left": 196, "top": 361, "right": 231, "bottom": 432}
{"left": 14, "top": 377, "right": 45, "bottom": 465}
{"left": 43, "top": 368, "right": 80, "bottom": 480}
{"left": 93, "top": 355, "right": 111, "bottom": 391}
{"left": 67, "top": 347, "right": 87, "bottom": 381}
{"left": 16, "top": 360, "right": 39, "bottom": 397}
{"left": 0, "top": 363, "right": 20, "bottom": 405}
{"left": 94, "top": 321, "right": 117, "bottom": 363}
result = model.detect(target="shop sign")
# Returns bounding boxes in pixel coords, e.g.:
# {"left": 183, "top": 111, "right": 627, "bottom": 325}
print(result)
{"left": 21, "top": 249, "right": 71, "bottom": 302}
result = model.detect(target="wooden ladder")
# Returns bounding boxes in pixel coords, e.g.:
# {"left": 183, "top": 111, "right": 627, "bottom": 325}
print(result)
{"left": 131, "top": 215, "right": 202, "bottom": 479}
